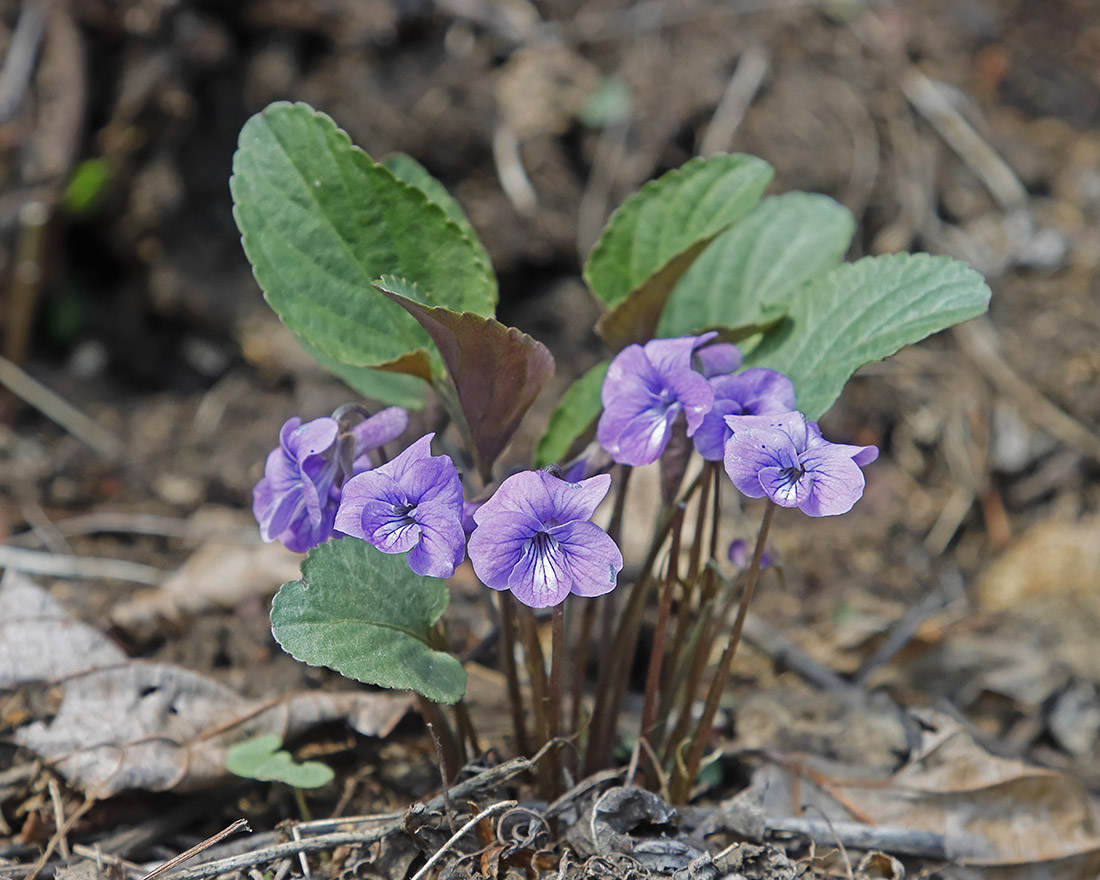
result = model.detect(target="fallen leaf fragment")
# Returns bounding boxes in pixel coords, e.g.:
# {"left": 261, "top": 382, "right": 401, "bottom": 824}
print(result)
{"left": 0, "top": 570, "right": 126, "bottom": 686}
{"left": 3, "top": 573, "right": 410, "bottom": 797}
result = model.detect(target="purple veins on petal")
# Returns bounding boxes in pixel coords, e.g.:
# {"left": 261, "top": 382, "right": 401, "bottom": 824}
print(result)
{"left": 468, "top": 470, "right": 623, "bottom": 608}
{"left": 693, "top": 369, "right": 797, "bottom": 462}
{"left": 597, "top": 334, "right": 717, "bottom": 466}
{"left": 723, "top": 411, "right": 878, "bottom": 517}
{"left": 334, "top": 432, "right": 466, "bottom": 578}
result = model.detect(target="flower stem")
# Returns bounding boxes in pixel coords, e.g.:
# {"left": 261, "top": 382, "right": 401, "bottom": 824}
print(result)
{"left": 549, "top": 604, "right": 565, "bottom": 749}
{"left": 517, "top": 604, "right": 557, "bottom": 797}
{"left": 569, "top": 598, "right": 597, "bottom": 734}
{"left": 671, "top": 500, "right": 776, "bottom": 803}
{"left": 585, "top": 468, "right": 707, "bottom": 774}
{"left": 498, "top": 592, "right": 531, "bottom": 756}
{"left": 640, "top": 504, "right": 686, "bottom": 748}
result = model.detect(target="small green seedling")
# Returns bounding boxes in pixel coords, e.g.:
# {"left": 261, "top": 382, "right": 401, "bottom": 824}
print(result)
{"left": 226, "top": 734, "right": 334, "bottom": 789}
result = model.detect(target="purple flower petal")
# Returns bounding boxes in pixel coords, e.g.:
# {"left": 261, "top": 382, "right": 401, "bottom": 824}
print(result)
{"left": 468, "top": 470, "right": 623, "bottom": 608}
{"left": 692, "top": 341, "right": 742, "bottom": 377}
{"left": 549, "top": 520, "right": 622, "bottom": 598}
{"left": 507, "top": 533, "right": 572, "bottom": 608}
{"left": 664, "top": 369, "right": 715, "bottom": 436}
{"left": 693, "top": 398, "right": 745, "bottom": 462}
{"left": 723, "top": 423, "right": 800, "bottom": 498}
{"left": 335, "top": 433, "right": 466, "bottom": 571}
{"left": 474, "top": 471, "right": 611, "bottom": 526}
{"left": 797, "top": 445, "right": 867, "bottom": 516}
{"left": 406, "top": 502, "right": 468, "bottom": 578}
{"left": 349, "top": 406, "right": 408, "bottom": 454}
{"left": 468, "top": 513, "right": 541, "bottom": 590}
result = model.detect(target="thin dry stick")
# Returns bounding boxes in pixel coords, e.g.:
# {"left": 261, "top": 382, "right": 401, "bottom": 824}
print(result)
{"left": 141, "top": 819, "right": 252, "bottom": 880}
{"left": 46, "top": 778, "right": 70, "bottom": 861}
{"left": 0, "top": 545, "right": 168, "bottom": 584}
{"left": 674, "top": 501, "right": 776, "bottom": 802}
{"left": 408, "top": 800, "right": 517, "bottom": 880}
{"left": 699, "top": 45, "right": 769, "bottom": 156}
{"left": 640, "top": 505, "right": 686, "bottom": 745}
{"left": 25, "top": 792, "right": 95, "bottom": 875}
{"left": 0, "top": 355, "right": 123, "bottom": 460}
{"left": 5, "top": 201, "right": 50, "bottom": 366}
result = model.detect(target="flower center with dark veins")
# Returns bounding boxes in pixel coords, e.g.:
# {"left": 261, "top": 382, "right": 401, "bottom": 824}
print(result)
{"left": 531, "top": 530, "right": 557, "bottom": 557}
{"left": 391, "top": 501, "right": 417, "bottom": 524}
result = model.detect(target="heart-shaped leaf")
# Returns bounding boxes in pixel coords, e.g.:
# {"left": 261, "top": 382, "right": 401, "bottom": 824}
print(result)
{"left": 270, "top": 539, "right": 466, "bottom": 704}
{"left": 231, "top": 102, "right": 496, "bottom": 372}
{"left": 226, "top": 733, "right": 334, "bottom": 789}
{"left": 376, "top": 277, "right": 555, "bottom": 477}
{"left": 747, "top": 253, "right": 991, "bottom": 419}
{"left": 658, "top": 193, "right": 855, "bottom": 337}
{"left": 583, "top": 154, "right": 772, "bottom": 310}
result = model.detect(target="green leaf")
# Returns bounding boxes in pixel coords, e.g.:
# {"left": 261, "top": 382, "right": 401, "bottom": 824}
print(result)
{"left": 583, "top": 154, "right": 773, "bottom": 309}
{"left": 375, "top": 277, "right": 555, "bottom": 477}
{"left": 747, "top": 254, "right": 991, "bottom": 419}
{"left": 226, "top": 734, "right": 334, "bottom": 789}
{"left": 381, "top": 153, "right": 490, "bottom": 266}
{"left": 534, "top": 361, "right": 609, "bottom": 467}
{"left": 658, "top": 193, "right": 856, "bottom": 337}
{"left": 231, "top": 102, "right": 496, "bottom": 372}
{"left": 270, "top": 539, "right": 467, "bottom": 704}
{"left": 63, "top": 159, "right": 112, "bottom": 216}
{"left": 300, "top": 339, "right": 425, "bottom": 409}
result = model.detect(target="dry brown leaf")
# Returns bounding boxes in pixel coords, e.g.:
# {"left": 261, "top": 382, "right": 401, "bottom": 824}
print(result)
{"left": 14, "top": 662, "right": 410, "bottom": 796}
{"left": 0, "top": 570, "right": 127, "bottom": 686}
{"left": 4, "top": 573, "right": 410, "bottom": 797}
{"left": 110, "top": 538, "right": 302, "bottom": 638}
{"left": 977, "top": 517, "right": 1100, "bottom": 612}
{"left": 750, "top": 709, "right": 1100, "bottom": 877}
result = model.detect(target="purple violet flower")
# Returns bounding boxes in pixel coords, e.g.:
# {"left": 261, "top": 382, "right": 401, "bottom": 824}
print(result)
{"left": 253, "top": 417, "right": 341, "bottom": 552}
{"left": 728, "top": 538, "right": 775, "bottom": 570}
{"left": 693, "top": 368, "right": 797, "bottom": 462}
{"left": 597, "top": 334, "right": 716, "bottom": 466}
{"left": 253, "top": 409, "right": 409, "bottom": 553}
{"left": 723, "top": 411, "right": 878, "bottom": 517}
{"left": 335, "top": 433, "right": 466, "bottom": 578}
{"left": 467, "top": 471, "right": 623, "bottom": 608}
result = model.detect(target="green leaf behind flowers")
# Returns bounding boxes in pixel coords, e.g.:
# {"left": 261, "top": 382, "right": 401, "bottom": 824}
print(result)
{"left": 534, "top": 361, "right": 608, "bottom": 467}
{"left": 747, "top": 253, "right": 992, "bottom": 420}
{"left": 658, "top": 193, "right": 856, "bottom": 337}
{"left": 270, "top": 539, "right": 467, "bottom": 704}
{"left": 583, "top": 154, "right": 772, "bottom": 310}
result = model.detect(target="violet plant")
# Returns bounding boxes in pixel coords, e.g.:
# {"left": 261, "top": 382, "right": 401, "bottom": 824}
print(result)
{"left": 232, "top": 102, "right": 990, "bottom": 800}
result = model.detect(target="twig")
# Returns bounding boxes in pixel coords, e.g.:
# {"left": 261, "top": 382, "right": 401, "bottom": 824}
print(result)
{"left": 5, "top": 201, "right": 50, "bottom": 367}
{"left": 142, "top": 819, "right": 252, "bottom": 880}
{"left": 491, "top": 125, "right": 537, "bottom": 215}
{"left": 955, "top": 318, "right": 1100, "bottom": 464}
{"left": 699, "top": 45, "right": 769, "bottom": 157}
{"left": 0, "top": 0, "right": 49, "bottom": 123}
{"left": 10, "top": 511, "right": 259, "bottom": 546}
{"left": 0, "top": 545, "right": 168, "bottom": 585}
{"left": 408, "top": 800, "right": 517, "bottom": 880}
{"left": 0, "top": 354, "right": 122, "bottom": 460}
{"left": 767, "top": 816, "right": 961, "bottom": 860}
{"left": 26, "top": 794, "right": 95, "bottom": 880}
{"left": 901, "top": 68, "right": 1027, "bottom": 211}
{"left": 46, "top": 778, "right": 69, "bottom": 861}
{"left": 740, "top": 612, "right": 858, "bottom": 694}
